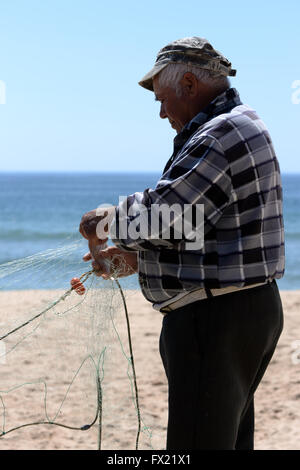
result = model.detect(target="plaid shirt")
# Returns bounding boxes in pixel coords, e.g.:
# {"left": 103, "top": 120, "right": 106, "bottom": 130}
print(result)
{"left": 111, "top": 88, "right": 285, "bottom": 304}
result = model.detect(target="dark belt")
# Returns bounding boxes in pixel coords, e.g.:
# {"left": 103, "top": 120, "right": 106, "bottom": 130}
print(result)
{"left": 160, "top": 281, "right": 269, "bottom": 315}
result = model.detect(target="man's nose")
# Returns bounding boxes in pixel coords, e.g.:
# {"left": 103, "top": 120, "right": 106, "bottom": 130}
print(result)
{"left": 160, "top": 103, "right": 167, "bottom": 119}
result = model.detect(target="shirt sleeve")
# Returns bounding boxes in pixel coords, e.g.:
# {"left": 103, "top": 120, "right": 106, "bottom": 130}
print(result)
{"left": 110, "top": 134, "right": 232, "bottom": 252}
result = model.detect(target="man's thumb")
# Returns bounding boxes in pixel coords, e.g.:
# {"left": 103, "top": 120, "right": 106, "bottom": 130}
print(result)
{"left": 83, "top": 252, "right": 92, "bottom": 262}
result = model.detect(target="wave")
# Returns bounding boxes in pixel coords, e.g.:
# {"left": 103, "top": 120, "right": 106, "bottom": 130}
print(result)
{"left": 0, "top": 229, "right": 74, "bottom": 241}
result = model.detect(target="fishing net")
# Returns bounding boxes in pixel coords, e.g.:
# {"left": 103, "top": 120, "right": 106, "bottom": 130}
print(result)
{"left": 0, "top": 238, "right": 155, "bottom": 450}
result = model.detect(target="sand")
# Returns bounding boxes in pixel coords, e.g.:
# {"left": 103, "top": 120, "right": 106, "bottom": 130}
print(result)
{"left": 0, "top": 288, "right": 299, "bottom": 450}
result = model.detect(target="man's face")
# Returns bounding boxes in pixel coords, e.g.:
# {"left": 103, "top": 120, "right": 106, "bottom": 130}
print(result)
{"left": 153, "top": 76, "right": 191, "bottom": 134}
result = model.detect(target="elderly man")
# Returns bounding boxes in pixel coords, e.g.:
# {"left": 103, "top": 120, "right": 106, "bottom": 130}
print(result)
{"left": 78, "top": 37, "right": 285, "bottom": 450}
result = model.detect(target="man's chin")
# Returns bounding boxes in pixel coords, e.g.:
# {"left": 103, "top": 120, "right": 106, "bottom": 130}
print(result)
{"left": 171, "top": 124, "right": 181, "bottom": 133}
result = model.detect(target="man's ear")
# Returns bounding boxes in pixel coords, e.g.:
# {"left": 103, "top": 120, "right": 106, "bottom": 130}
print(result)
{"left": 180, "top": 72, "right": 199, "bottom": 97}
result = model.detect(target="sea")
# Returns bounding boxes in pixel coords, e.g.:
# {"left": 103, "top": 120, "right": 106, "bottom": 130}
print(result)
{"left": 0, "top": 172, "right": 299, "bottom": 290}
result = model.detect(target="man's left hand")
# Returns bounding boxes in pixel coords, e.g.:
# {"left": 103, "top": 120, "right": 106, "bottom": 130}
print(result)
{"left": 83, "top": 246, "right": 138, "bottom": 279}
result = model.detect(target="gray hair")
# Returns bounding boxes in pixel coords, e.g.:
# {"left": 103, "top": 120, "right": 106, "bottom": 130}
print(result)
{"left": 158, "top": 63, "right": 230, "bottom": 96}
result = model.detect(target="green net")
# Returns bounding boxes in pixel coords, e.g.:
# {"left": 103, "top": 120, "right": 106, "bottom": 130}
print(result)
{"left": 0, "top": 240, "right": 154, "bottom": 450}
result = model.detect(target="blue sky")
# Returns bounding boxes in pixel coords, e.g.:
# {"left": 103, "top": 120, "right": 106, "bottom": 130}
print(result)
{"left": 0, "top": 0, "right": 299, "bottom": 173}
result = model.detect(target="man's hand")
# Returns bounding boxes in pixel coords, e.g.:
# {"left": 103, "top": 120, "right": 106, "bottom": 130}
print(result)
{"left": 71, "top": 245, "right": 138, "bottom": 295}
{"left": 78, "top": 205, "right": 137, "bottom": 282}
{"left": 79, "top": 206, "right": 115, "bottom": 242}
{"left": 83, "top": 246, "right": 138, "bottom": 279}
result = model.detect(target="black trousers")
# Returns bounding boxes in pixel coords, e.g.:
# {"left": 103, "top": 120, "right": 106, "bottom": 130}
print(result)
{"left": 159, "top": 280, "right": 284, "bottom": 450}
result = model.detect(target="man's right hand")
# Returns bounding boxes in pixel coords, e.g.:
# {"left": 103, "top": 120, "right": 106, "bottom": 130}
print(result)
{"left": 79, "top": 207, "right": 115, "bottom": 242}
{"left": 79, "top": 206, "right": 138, "bottom": 279}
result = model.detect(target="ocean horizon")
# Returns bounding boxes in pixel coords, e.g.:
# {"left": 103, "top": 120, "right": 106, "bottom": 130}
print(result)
{"left": 0, "top": 172, "right": 298, "bottom": 290}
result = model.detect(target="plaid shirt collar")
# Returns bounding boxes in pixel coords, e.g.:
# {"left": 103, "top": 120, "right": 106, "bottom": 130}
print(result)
{"left": 164, "top": 88, "right": 242, "bottom": 173}
{"left": 184, "top": 87, "right": 242, "bottom": 132}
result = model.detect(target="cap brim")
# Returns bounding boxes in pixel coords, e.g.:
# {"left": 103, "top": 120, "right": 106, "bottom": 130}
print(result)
{"left": 138, "top": 62, "right": 169, "bottom": 91}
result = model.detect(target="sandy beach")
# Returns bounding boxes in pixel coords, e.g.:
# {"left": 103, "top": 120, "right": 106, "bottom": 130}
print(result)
{"left": 0, "top": 287, "right": 299, "bottom": 450}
